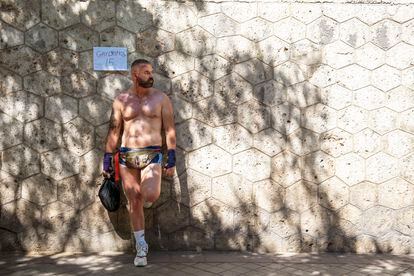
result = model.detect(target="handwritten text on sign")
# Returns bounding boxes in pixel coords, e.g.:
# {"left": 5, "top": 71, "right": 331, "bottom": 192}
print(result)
{"left": 93, "top": 47, "right": 128, "bottom": 71}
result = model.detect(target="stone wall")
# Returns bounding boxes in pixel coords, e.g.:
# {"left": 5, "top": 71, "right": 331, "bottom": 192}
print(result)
{"left": 0, "top": 0, "right": 414, "bottom": 254}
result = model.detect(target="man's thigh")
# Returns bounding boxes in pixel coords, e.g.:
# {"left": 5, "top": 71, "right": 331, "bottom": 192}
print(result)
{"left": 140, "top": 164, "right": 162, "bottom": 198}
{"left": 120, "top": 165, "right": 141, "bottom": 200}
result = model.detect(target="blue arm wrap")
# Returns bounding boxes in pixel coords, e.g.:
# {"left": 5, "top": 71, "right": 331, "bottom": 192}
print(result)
{"left": 165, "top": 149, "right": 176, "bottom": 169}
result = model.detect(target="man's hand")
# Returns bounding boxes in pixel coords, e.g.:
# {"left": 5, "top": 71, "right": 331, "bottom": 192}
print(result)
{"left": 163, "top": 167, "right": 175, "bottom": 177}
{"left": 163, "top": 149, "right": 176, "bottom": 177}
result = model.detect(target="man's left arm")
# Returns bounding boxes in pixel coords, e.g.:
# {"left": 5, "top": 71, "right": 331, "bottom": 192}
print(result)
{"left": 161, "top": 94, "right": 176, "bottom": 177}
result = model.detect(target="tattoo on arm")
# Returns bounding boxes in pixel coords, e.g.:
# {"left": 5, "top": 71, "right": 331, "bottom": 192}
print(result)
{"left": 108, "top": 108, "right": 120, "bottom": 131}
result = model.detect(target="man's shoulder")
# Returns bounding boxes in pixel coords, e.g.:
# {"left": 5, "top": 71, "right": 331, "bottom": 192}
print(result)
{"left": 115, "top": 90, "right": 131, "bottom": 102}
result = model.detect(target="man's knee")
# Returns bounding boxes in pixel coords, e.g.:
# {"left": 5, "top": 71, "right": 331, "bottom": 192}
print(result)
{"left": 145, "top": 191, "right": 160, "bottom": 203}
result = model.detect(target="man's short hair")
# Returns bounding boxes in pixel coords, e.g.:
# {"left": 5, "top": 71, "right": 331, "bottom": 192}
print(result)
{"left": 131, "top": 59, "right": 151, "bottom": 69}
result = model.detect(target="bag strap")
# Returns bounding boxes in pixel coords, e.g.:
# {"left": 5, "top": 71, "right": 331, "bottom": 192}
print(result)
{"left": 114, "top": 151, "right": 120, "bottom": 184}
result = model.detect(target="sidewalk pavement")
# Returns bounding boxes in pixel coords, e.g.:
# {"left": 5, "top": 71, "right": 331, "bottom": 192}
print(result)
{"left": 1, "top": 251, "right": 414, "bottom": 276}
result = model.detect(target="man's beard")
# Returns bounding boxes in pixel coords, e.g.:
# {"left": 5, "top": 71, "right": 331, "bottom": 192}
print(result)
{"left": 137, "top": 77, "right": 154, "bottom": 88}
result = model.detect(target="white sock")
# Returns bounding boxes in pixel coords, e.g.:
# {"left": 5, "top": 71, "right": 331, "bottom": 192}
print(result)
{"left": 134, "top": 230, "right": 146, "bottom": 245}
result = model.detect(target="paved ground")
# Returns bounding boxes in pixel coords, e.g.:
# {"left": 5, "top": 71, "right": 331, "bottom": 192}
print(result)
{"left": 1, "top": 251, "right": 414, "bottom": 275}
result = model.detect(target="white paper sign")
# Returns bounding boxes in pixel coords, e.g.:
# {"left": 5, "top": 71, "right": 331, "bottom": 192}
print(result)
{"left": 93, "top": 47, "right": 128, "bottom": 71}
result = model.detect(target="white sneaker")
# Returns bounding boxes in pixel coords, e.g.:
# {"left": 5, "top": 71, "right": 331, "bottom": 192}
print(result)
{"left": 143, "top": 201, "right": 153, "bottom": 208}
{"left": 134, "top": 240, "right": 148, "bottom": 267}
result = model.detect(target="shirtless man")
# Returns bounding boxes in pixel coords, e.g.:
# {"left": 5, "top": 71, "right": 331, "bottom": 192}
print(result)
{"left": 102, "top": 59, "right": 176, "bottom": 267}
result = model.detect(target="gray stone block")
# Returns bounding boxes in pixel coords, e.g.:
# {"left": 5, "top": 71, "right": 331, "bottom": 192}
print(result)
{"left": 24, "top": 71, "right": 62, "bottom": 97}
{"left": 79, "top": 95, "right": 112, "bottom": 126}
{"left": 172, "top": 71, "right": 213, "bottom": 102}
{"left": 41, "top": 148, "right": 79, "bottom": 181}
{"left": 2, "top": 144, "right": 40, "bottom": 179}
{"left": 24, "top": 118, "right": 63, "bottom": 153}
{"left": 22, "top": 174, "right": 57, "bottom": 206}
{"left": 136, "top": 27, "right": 175, "bottom": 58}
{"left": 116, "top": 0, "right": 153, "bottom": 33}
{"left": 0, "top": 0, "right": 40, "bottom": 30}
{"left": 25, "top": 23, "right": 58, "bottom": 53}
{"left": 0, "top": 46, "right": 43, "bottom": 76}
{"left": 45, "top": 95, "right": 78, "bottom": 123}
{"left": 0, "top": 112, "right": 23, "bottom": 150}
{"left": 59, "top": 24, "right": 99, "bottom": 52}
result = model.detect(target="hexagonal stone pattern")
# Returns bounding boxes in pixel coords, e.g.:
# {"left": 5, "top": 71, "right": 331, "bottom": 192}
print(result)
{"left": 0, "top": 67, "right": 22, "bottom": 94}
{"left": 156, "top": 51, "right": 194, "bottom": 78}
{"left": 238, "top": 100, "right": 270, "bottom": 134}
{"left": 271, "top": 103, "right": 301, "bottom": 135}
{"left": 24, "top": 71, "right": 62, "bottom": 98}
{"left": 214, "top": 73, "right": 253, "bottom": 105}
{"left": 306, "top": 17, "right": 339, "bottom": 45}
{"left": 322, "top": 41, "right": 354, "bottom": 69}
{"left": 173, "top": 169, "right": 211, "bottom": 207}
{"left": 195, "top": 55, "right": 231, "bottom": 81}
{"left": 2, "top": 144, "right": 40, "bottom": 179}
{"left": 355, "top": 43, "right": 386, "bottom": 70}
{"left": 151, "top": 1, "right": 196, "bottom": 34}
{"left": 96, "top": 74, "right": 129, "bottom": 100}
{"left": 359, "top": 206, "right": 395, "bottom": 237}
{"left": 171, "top": 95, "right": 192, "bottom": 124}
{"left": 234, "top": 59, "right": 272, "bottom": 85}
{"left": 268, "top": 209, "right": 300, "bottom": 238}
{"left": 371, "top": 65, "right": 401, "bottom": 92}
{"left": 198, "top": 13, "right": 239, "bottom": 37}
{"left": 302, "top": 151, "right": 335, "bottom": 183}
{"left": 299, "top": 205, "right": 333, "bottom": 238}
{"left": 350, "top": 181, "right": 377, "bottom": 210}
{"left": 62, "top": 117, "right": 95, "bottom": 156}
{"left": 63, "top": 71, "right": 97, "bottom": 99}
{"left": 0, "top": 91, "right": 43, "bottom": 123}
{"left": 371, "top": 19, "right": 402, "bottom": 50}
{"left": 176, "top": 119, "right": 212, "bottom": 151}
{"left": 386, "top": 42, "right": 414, "bottom": 70}
{"left": 340, "top": 18, "right": 371, "bottom": 48}
{"left": 212, "top": 173, "right": 253, "bottom": 208}
{"left": 368, "top": 107, "right": 398, "bottom": 135}
{"left": 233, "top": 149, "right": 271, "bottom": 182}
{"left": 400, "top": 153, "right": 414, "bottom": 183}
{"left": 172, "top": 71, "right": 213, "bottom": 103}
{"left": 288, "top": 128, "right": 320, "bottom": 156}
{"left": 335, "top": 153, "right": 365, "bottom": 186}
{"left": 301, "top": 103, "right": 337, "bottom": 134}
{"left": 253, "top": 129, "right": 286, "bottom": 157}
{"left": 274, "top": 61, "right": 306, "bottom": 86}
{"left": 44, "top": 48, "right": 79, "bottom": 77}
{"left": 400, "top": 108, "right": 414, "bottom": 134}
{"left": 42, "top": 0, "right": 80, "bottom": 29}
{"left": 274, "top": 17, "right": 306, "bottom": 44}
{"left": 254, "top": 80, "right": 287, "bottom": 107}
{"left": 156, "top": 200, "right": 190, "bottom": 233}
{"left": 59, "top": 24, "right": 99, "bottom": 51}
{"left": 176, "top": 26, "right": 215, "bottom": 57}
{"left": 336, "top": 64, "right": 371, "bottom": 91}
{"left": 215, "top": 36, "right": 255, "bottom": 63}
{"left": 378, "top": 178, "right": 414, "bottom": 209}
{"left": 188, "top": 145, "right": 232, "bottom": 178}
{"left": 353, "top": 128, "right": 382, "bottom": 158}
{"left": 0, "top": 171, "right": 20, "bottom": 205}
{"left": 337, "top": 106, "right": 369, "bottom": 134}
{"left": 79, "top": 95, "right": 112, "bottom": 126}
{"left": 319, "top": 128, "right": 353, "bottom": 158}
{"left": 285, "top": 180, "right": 318, "bottom": 213}
{"left": 25, "top": 23, "right": 58, "bottom": 53}
{"left": 100, "top": 26, "right": 135, "bottom": 53}
{"left": 290, "top": 39, "right": 322, "bottom": 66}
{"left": 213, "top": 124, "right": 252, "bottom": 154}
{"left": 80, "top": 0, "right": 115, "bottom": 32}
{"left": 41, "top": 149, "right": 79, "bottom": 181}
{"left": 192, "top": 97, "right": 237, "bottom": 127}
{"left": 45, "top": 95, "right": 78, "bottom": 123}
{"left": 0, "top": 199, "right": 41, "bottom": 233}
{"left": 240, "top": 18, "right": 273, "bottom": 42}
{"left": 0, "top": 46, "right": 43, "bottom": 76}
{"left": 383, "top": 130, "right": 414, "bottom": 158}
{"left": 258, "top": 2, "right": 289, "bottom": 23}
{"left": 0, "top": 21, "right": 23, "bottom": 49}
{"left": 57, "top": 175, "right": 94, "bottom": 210}
{"left": 386, "top": 86, "right": 414, "bottom": 112}
{"left": 257, "top": 36, "right": 290, "bottom": 66}
{"left": 24, "top": 118, "right": 63, "bottom": 153}
{"left": 395, "top": 207, "right": 414, "bottom": 236}
{"left": 191, "top": 198, "right": 234, "bottom": 232}
{"left": 0, "top": 0, "right": 40, "bottom": 30}
{"left": 320, "top": 84, "right": 352, "bottom": 111}
{"left": 353, "top": 86, "right": 386, "bottom": 110}
{"left": 0, "top": 113, "right": 23, "bottom": 150}
{"left": 21, "top": 174, "right": 57, "bottom": 206}
{"left": 136, "top": 27, "right": 175, "bottom": 58}
{"left": 116, "top": 0, "right": 153, "bottom": 33}
{"left": 253, "top": 179, "right": 284, "bottom": 213}
{"left": 366, "top": 152, "right": 398, "bottom": 183}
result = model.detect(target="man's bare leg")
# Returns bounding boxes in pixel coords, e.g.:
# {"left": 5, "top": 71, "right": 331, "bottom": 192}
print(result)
{"left": 120, "top": 163, "right": 162, "bottom": 266}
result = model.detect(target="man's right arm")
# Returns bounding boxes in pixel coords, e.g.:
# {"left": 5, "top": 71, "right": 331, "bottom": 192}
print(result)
{"left": 105, "top": 98, "right": 123, "bottom": 153}
{"left": 102, "top": 98, "right": 123, "bottom": 177}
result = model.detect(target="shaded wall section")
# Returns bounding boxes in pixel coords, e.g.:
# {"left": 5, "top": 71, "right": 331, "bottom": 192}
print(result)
{"left": 0, "top": 0, "right": 414, "bottom": 254}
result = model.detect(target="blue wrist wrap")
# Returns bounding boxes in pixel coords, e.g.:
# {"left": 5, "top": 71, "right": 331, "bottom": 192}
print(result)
{"left": 165, "top": 149, "right": 176, "bottom": 169}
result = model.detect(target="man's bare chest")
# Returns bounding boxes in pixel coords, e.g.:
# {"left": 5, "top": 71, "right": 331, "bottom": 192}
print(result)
{"left": 122, "top": 99, "right": 161, "bottom": 121}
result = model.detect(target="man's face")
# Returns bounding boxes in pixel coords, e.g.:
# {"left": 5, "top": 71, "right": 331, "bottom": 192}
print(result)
{"left": 134, "top": 64, "right": 154, "bottom": 88}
